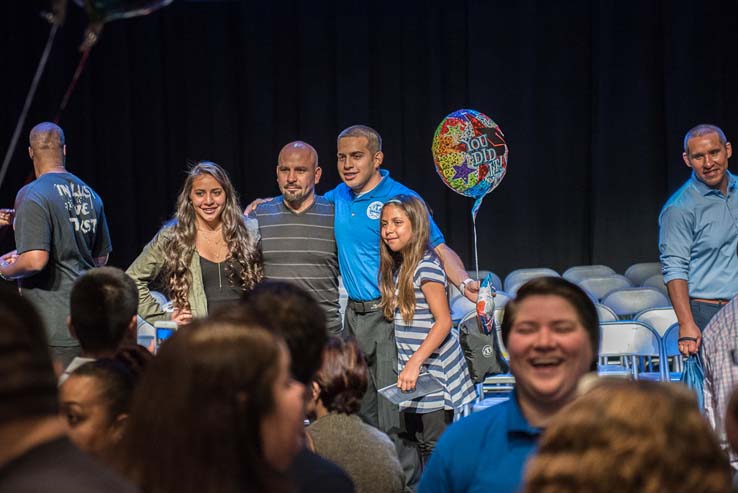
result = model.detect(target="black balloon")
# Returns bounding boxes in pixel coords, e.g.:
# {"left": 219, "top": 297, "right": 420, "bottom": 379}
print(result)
{"left": 73, "top": 0, "right": 174, "bottom": 24}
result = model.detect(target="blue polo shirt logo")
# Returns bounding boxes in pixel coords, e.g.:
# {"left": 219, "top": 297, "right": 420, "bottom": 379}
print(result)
{"left": 367, "top": 201, "right": 383, "bottom": 219}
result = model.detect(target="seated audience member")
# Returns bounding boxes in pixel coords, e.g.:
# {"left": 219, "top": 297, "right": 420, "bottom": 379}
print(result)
{"left": 307, "top": 337, "right": 404, "bottom": 493}
{"left": 211, "top": 280, "right": 355, "bottom": 493}
{"left": 59, "top": 346, "right": 151, "bottom": 463}
{"left": 419, "top": 277, "right": 599, "bottom": 493}
{"left": 60, "top": 267, "right": 138, "bottom": 383}
{"left": 115, "top": 320, "right": 305, "bottom": 493}
{"left": 523, "top": 379, "right": 731, "bottom": 493}
{"left": 0, "top": 285, "right": 135, "bottom": 492}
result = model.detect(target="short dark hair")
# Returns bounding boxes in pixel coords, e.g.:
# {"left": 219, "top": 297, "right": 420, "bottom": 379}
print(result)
{"left": 501, "top": 276, "right": 599, "bottom": 366}
{"left": 70, "top": 267, "right": 138, "bottom": 353}
{"left": 0, "top": 285, "right": 58, "bottom": 424}
{"left": 683, "top": 124, "right": 728, "bottom": 153}
{"left": 211, "top": 280, "right": 327, "bottom": 385}
{"left": 314, "top": 337, "right": 367, "bottom": 415}
{"left": 338, "top": 124, "right": 383, "bottom": 154}
{"left": 69, "top": 346, "right": 152, "bottom": 423}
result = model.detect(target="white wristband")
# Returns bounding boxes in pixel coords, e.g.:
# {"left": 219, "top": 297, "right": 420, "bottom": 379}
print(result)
{"left": 459, "top": 278, "right": 474, "bottom": 293}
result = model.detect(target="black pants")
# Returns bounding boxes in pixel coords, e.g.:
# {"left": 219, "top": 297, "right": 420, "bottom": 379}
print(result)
{"left": 401, "top": 409, "right": 453, "bottom": 467}
{"left": 344, "top": 302, "right": 421, "bottom": 492}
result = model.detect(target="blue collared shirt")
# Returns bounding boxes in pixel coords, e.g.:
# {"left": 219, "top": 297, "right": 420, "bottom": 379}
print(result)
{"left": 418, "top": 393, "right": 542, "bottom": 493}
{"left": 325, "top": 169, "right": 445, "bottom": 301}
{"left": 659, "top": 172, "right": 738, "bottom": 299}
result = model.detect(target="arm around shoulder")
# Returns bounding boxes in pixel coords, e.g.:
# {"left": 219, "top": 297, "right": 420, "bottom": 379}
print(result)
{"left": 433, "top": 243, "right": 479, "bottom": 301}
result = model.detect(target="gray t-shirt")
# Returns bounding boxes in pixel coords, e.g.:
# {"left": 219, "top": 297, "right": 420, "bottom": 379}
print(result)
{"left": 15, "top": 172, "right": 112, "bottom": 346}
{"left": 251, "top": 196, "right": 341, "bottom": 333}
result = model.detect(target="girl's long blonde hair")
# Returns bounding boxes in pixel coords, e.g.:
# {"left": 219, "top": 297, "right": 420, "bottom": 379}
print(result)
{"left": 160, "top": 161, "right": 262, "bottom": 310}
{"left": 379, "top": 195, "right": 431, "bottom": 324}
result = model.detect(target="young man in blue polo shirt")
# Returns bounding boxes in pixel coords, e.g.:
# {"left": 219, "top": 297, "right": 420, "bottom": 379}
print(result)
{"left": 324, "top": 125, "right": 477, "bottom": 488}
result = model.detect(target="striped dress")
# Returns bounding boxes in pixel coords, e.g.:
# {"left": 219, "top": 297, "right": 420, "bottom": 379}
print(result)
{"left": 394, "top": 251, "right": 476, "bottom": 413}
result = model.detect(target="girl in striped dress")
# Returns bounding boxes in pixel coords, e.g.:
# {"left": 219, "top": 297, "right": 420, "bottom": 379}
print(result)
{"left": 378, "top": 194, "right": 476, "bottom": 464}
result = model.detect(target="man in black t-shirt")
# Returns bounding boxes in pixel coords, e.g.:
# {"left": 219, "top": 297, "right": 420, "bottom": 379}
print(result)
{"left": 0, "top": 122, "right": 111, "bottom": 368}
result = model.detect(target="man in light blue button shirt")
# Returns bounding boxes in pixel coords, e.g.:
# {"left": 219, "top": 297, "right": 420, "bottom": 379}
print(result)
{"left": 659, "top": 124, "right": 738, "bottom": 357}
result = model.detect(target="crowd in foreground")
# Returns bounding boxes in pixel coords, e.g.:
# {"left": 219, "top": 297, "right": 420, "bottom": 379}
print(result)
{"left": 1, "top": 270, "right": 737, "bottom": 493}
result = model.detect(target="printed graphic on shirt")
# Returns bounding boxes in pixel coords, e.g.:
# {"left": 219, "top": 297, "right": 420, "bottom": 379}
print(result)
{"left": 54, "top": 182, "right": 98, "bottom": 234}
{"left": 366, "top": 200, "right": 383, "bottom": 219}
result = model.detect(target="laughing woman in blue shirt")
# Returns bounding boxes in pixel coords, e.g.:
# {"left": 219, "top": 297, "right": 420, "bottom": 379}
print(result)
{"left": 419, "top": 277, "right": 599, "bottom": 493}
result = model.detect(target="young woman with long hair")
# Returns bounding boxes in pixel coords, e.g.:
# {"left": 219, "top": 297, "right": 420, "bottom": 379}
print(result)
{"left": 378, "top": 194, "right": 475, "bottom": 465}
{"left": 127, "top": 161, "right": 262, "bottom": 325}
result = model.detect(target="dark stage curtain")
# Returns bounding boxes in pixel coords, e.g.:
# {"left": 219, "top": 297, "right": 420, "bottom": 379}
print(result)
{"left": 2, "top": 0, "right": 737, "bottom": 279}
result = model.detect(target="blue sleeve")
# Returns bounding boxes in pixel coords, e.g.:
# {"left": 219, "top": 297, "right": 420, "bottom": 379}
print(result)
{"left": 659, "top": 205, "right": 692, "bottom": 283}
{"left": 428, "top": 212, "right": 445, "bottom": 248}
{"left": 418, "top": 441, "right": 454, "bottom": 493}
{"left": 323, "top": 186, "right": 337, "bottom": 204}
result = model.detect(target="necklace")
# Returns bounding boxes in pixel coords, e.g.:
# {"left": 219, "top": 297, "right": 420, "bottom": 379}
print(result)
{"left": 197, "top": 227, "right": 227, "bottom": 263}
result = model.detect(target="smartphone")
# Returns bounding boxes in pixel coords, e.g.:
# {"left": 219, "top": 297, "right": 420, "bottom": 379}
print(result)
{"left": 154, "top": 321, "right": 178, "bottom": 351}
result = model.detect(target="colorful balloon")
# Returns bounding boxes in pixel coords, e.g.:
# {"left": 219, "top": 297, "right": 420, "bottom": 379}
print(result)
{"left": 431, "top": 109, "right": 508, "bottom": 219}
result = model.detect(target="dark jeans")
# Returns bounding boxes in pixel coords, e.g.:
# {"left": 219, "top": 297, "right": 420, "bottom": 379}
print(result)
{"left": 344, "top": 302, "right": 421, "bottom": 492}
{"left": 690, "top": 300, "right": 725, "bottom": 331}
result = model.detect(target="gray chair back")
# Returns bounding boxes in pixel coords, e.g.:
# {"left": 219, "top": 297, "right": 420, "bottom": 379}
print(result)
{"left": 503, "top": 268, "right": 559, "bottom": 293}
{"left": 624, "top": 262, "right": 662, "bottom": 286}
{"left": 635, "top": 306, "right": 677, "bottom": 337}
{"left": 562, "top": 264, "right": 616, "bottom": 283}
{"left": 601, "top": 287, "right": 670, "bottom": 318}
{"left": 577, "top": 274, "right": 632, "bottom": 300}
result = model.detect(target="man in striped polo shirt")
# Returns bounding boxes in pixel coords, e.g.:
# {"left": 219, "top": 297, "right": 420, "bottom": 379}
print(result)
{"left": 248, "top": 141, "right": 342, "bottom": 334}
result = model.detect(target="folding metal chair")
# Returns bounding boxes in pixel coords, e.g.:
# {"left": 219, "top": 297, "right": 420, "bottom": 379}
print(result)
{"left": 601, "top": 287, "right": 670, "bottom": 319}
{"left": 662, "top": 323, "right": 685, "bottom": 381}
{"left": 596, "top": 303, "right": 618, "bottom": 322}
{"left": 598, "top": 321, "right": 666, "bottom": 381}
{"left": 577, "top": 274, "right": 632, "bottom": 301}
{"left": 503, "top": 268, "right": 559, "bottom": 293}
{"left": 635, "top": 306, "right": 677, "bottom": 337}
{"left": 624, "top": 262, "right": 662, "bottom": 286}
{"left": 562, "top": 264, "right": 616, "bottom": 284}
{"left": 643, "top": 273, "right": 668, "bottom": 297}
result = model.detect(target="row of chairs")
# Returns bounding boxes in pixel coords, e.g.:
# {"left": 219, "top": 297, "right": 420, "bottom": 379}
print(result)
{"left": 502, "top": 262, "right": 666, "bottom": 297}
{"left": 599, "top": 319, "right": 684, "bottom": 382}
{"left": 449, "top": 263, "right": 669, "bottom": 323}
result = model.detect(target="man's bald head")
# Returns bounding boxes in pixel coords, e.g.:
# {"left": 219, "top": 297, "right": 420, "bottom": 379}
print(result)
{"left": 278, "top": 141, "right": 318, "bottom": 168}
{"left": 275, "top": 141, "right": 322, "bottom": 212}
{"left": 28, "top": 122, "right": 65, "bottom": 169}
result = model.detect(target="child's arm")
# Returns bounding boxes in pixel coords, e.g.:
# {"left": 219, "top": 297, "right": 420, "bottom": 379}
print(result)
{"left": 397, "top": 280, "right": 453, "bottom": 391}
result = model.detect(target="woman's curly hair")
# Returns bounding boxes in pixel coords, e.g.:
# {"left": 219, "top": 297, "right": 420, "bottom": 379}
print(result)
{"left": 161, "top": 161, "right": 262, "bottom": 310}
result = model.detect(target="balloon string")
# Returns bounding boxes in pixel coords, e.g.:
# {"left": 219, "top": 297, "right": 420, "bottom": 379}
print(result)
{"left": 0, "top": 21, "right": 59, "bottom": 192}
{"left": 54, "top": 48, "right": 91, "bottom": 124}
{"left": 472, "top": 211, "right": 479, "bottom": 280}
